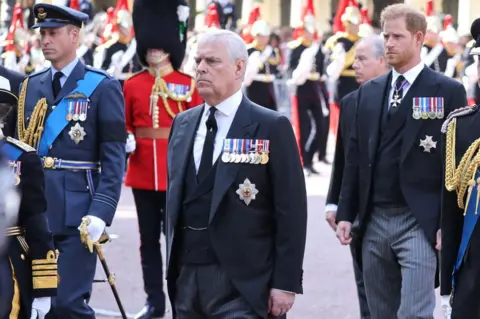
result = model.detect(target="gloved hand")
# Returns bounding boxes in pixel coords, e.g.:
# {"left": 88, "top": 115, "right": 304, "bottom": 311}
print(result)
{"left": 441, "top": 295, "right": 452, "bottom": 319}
{"left": 126, "top": 133, "right": 136, "bottom": 153}
{"left": 31, "top": 297, "right": 51, "bottom": 319}
{"left": 77, "top": 215, "right": 106, "bottom": 242}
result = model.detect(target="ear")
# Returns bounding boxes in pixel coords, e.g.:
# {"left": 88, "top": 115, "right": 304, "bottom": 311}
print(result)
{"left": 235, "top": 59, "right": 245, "bottom": 79}
{"left": 416, "top": 31, "right": 424, "bottom": 46}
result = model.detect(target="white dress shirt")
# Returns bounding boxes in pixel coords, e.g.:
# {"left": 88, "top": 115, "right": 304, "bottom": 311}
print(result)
{"left": 193, "top": 89, "right": 243, "bottom": 171}
{"left": 389, "top": 61, "right": 425, "bottom": 107}
{"left": 50, "top": 57, "right": 80, "bottom": 88}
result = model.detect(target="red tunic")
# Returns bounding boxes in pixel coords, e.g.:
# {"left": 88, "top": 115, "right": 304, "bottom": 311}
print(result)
{"left": 124, "top": 69, "right": 203, "bottom": 191}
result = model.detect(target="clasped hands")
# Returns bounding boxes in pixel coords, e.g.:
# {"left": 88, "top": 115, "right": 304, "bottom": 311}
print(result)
{"left": 78, "top": 215, "right": 106, "bottom": 253}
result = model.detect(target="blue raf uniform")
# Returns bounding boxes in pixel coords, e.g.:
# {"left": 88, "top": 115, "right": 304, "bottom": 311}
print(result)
{"left": 15, "top": 4, "right": 126, "bottom": 318}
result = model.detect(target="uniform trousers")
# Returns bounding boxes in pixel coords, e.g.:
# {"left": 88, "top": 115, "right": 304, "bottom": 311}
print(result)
{"left": 362, "top": 207, "right": 436, "bottom": 319}
{"left": 0, "top": 256, "right": 14, "bottom": 319}
{"left": 350, "top": 220, "right": 370, "bottom": 319}
{"left": 132, "top": 188, "right": 166, "bottom": 314}
{"left": 174, "top": 264, "right": 286, "bottom": 319}
{"left": 297, "top": 96, "right": 327, "bottom": 167}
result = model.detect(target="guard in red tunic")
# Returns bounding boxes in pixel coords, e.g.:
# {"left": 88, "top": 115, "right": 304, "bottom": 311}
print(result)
{"left": 123, "top": 0, "right": 202, "bottom": 318}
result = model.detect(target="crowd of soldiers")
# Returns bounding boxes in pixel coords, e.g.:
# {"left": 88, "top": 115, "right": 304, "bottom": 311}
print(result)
{"left": 0, "top": 0, "right": 479, "bottom": 318}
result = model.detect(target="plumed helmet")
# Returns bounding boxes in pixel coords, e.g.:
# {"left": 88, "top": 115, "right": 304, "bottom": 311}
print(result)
{"left": 470, "top": 18, "right": 480, "bottom": 56}
{"left": 133, "top": 0, "right": 190, "bottom": 69}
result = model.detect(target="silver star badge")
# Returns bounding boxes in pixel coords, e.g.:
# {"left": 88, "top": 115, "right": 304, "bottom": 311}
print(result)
{"left": 69, "top": 123, "right": 86, "bottom": 144}
{"left": 419, "top": 135, "right": 437, "bottom": 153}
{"left": 236, "top": 178, "right": 259, "bottom": 206}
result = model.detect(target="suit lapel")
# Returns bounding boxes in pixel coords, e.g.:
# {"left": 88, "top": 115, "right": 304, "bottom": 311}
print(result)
{"left": 53, "top": 61, "right": 85, "bottom": 105}
{"left": 367, "top": 71, "right": 392, "bottom": 163}
{"left": 39, "top": 69, "right": 54, "bottom": 106}
{"left": 169, "top": 105, "right": 204, "bottom": 227}
{"left": 401, "top": 67, "right": 440, "bottom": 161}
{"left": 209, "top": 97, "right": 259, "bottom": 223}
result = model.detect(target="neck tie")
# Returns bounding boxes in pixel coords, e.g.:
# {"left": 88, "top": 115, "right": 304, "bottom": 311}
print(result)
{"left": 197, "top": 107, "right": 218, "bottom": 182}
{"left": 52, "top": 71, "right": 63, "bottom": 99}
{"left": 389, "top": 75, "right": 407, "bottom": 118}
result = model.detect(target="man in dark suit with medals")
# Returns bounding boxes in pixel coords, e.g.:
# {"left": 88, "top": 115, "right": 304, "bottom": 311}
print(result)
{"left": 166, "top": 28, "right": 307, "bottom": 318}
{"left": 0, "top": 88, "right": 57, "bottom": 319}
{"left": 440, "top": 17, "right": 480, "bottom": 319}
{"left": 325, "top": 34, "right": 390, "bottom": 319}
{"left": 13, "top": 4, "right": 126, "bottom": 318}
{"left": 335, "top": 4, "right": 467, "bottom": 318}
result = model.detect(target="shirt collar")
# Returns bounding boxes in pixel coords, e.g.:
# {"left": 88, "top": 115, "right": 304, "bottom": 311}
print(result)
{"left": 391, "top": 61, "right": 425, "bottom": 86}
{"left": 51, "top": 57, "right": 79, "bottom": 79}
{"left": 204, "top": 89, "right": 243, "bottom": 117}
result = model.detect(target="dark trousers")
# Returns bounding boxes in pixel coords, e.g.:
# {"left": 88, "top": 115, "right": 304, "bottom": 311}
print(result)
{"left": 46, "top": 235, "right": 97, "bottom": 319}
{"left": 174, "top": 264, "right": 286, "bottom": 319}
{"left": 0, "top": 256, "right": 14, "bottom": 319}
{"left": 297, "top": 96, "right": 327, "bottom": 167}
{"left": 350, "top": 244, "right": 371, "bottom": 319}
{"left": 132, "top": 188, "right": 166, "bottom": 314}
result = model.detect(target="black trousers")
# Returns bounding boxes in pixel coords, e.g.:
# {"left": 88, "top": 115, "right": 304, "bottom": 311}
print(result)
{"left": 132, "top": 188, "right": 166, "bottom": 314}
{"left": 174, "top": 264, "right": 286, "bottom": 319}
{"left": 297, "top": 96, "right": 328, "bottom": 167}
{"left": 350, "top": 244, "right": 371, "bottom": 319}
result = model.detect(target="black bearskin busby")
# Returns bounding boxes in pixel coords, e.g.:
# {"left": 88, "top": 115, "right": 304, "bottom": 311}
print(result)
{"left": 133, "top": 0, "right": 189, "bottom": 70}
{"left": 470, "top": 18, "right": 480, "bottom": 55}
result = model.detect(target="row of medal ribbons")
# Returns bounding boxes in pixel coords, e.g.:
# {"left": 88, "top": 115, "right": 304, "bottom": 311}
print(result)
{"left": 221, "top": 139, "right": 270, "bottom": 164}
{"left": 412, "top": 97, "right": 444, "bottom": 120}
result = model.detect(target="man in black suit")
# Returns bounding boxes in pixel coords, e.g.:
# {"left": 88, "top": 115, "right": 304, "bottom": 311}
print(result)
{"left": 0, "top": 66, "right": 24, "bottom": 137}
{"left": 325, "top": 34, "right": 390, "bottom": 319}
{"left": 166, "top": 28, "right": 307, "bottom": 319}
{"left": 335, "top": 4, "right": 467, "bottom": 319}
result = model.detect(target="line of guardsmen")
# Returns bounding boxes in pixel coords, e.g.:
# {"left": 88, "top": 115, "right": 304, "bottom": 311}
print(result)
{"left": 0, "top": 0, "right": 479, "bottom": 319}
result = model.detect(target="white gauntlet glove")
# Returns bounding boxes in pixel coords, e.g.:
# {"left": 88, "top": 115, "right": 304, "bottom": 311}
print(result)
{"left": 78, "top": 215, "right": 106, "bottom": 242}
{"left": 441, "top": 295, "right": 452, "bottom": 319}
{"left": 126, "top": 133, "right": 136, "bottom": 153}
{"left": 31, "top": 297, "right": 51, "bottom": 319}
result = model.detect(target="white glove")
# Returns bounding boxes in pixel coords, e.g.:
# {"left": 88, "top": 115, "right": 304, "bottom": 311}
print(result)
{"left": 31, "top": 297, "right": 51, "bottom": 319}
{"left": 126, "top": 133, "right": 136, "bottom": 153}
{"left": 440, "top": 295, "right": 452, "bottom": 319}
{"left": 77, "top": 215, "right": 106, "bottom": 242}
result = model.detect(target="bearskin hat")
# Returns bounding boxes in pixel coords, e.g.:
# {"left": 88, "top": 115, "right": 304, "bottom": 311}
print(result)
{"left": 133, "top": 0, "right": 189, "bottom": 69}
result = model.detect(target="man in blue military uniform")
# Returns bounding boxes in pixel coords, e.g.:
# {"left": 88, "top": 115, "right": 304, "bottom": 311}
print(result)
{"left": 0, "top": 87, "right": 56, "bottom": 319}
{"left": 14, "top": 4, "right": 126, "bottom": 318}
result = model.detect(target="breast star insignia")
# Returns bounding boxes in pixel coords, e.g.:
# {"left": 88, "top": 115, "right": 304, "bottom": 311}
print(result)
{"left": 419, "top": 135, "right": 437, "bottom": 153}
{"left": 236, "top": 178, "right": 259, "bottom": 206}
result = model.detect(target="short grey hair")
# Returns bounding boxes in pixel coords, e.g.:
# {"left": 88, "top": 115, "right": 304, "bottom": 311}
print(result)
{"left": 197, "top": 29, "right": 248, "bottom": 76}
{"left": 359, "top": 35, "right": 385, "bottom": 59}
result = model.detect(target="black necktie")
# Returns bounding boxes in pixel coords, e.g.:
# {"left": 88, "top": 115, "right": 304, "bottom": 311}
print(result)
{"left": 389, "top": 75, "right": 407, "bottom": 118}
{"left": 197, "top": 107, "right": 218, "bottom": 182}
{"left": 52, "top": 71, "right": 63, "bottom": 98}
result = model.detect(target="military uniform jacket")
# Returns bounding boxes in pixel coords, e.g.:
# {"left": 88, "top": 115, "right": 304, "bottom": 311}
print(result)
{"left": 2, "top": 136, "right": 57, "bottom": 317}
{"left": 124, "top": 69, "right": 202, "bottom": 191}
{"left": 16, "top": 60, "right": 126, "bottom": 235}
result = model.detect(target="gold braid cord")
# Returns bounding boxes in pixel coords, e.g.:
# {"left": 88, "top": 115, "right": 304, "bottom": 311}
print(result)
{"left": 150, "top": 77, "right": 195, "bottom": 120}
{"left": 445, "top": 118, "right": 480, "bottom": 212}
{"left": 17, "top": 77, "right": 48, "bottom": 149}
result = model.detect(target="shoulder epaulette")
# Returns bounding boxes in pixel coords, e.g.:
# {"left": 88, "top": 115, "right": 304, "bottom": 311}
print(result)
{"left": 28, "top": 67, "right": 49, "bottom": 78}
{"left": 287, "top": 39, "right": 302, "bottom": 50}
{"left": 126, "top": 69, "right": 148, "bottom": 81}
{"left": 6, "top": 136, "right": 35, "bottom": 152}
{"left": 441, "top": 104, "right": 479, "bottom": 133}
{"left": 84, "top": 65, "right": 111, "bottom": 78}
{"left": 325, "top": 32, "right": 344, "bottom": 50}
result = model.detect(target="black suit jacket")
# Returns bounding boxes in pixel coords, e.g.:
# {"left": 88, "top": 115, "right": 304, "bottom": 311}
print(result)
{"left": 326, "top": 90, "right": 358, "bottom": 208}
{"left": 166, "top": 96, "right": 307, "bottom": 318}
{"left": 0, "top": 66, "right": 25, "bottom": 137}
{"left": 337, "top": 67, "right": 467, "bottom": 257}
{"left": 440, "top": 105, "right": 480, "bottom": 296}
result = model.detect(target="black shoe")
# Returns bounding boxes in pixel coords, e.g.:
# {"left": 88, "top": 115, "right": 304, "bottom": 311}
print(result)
{"left": 303, "top": 166, "right": 320, "bottom": 176}
{"left": 318, "top": 156, "right": 331, "bottom": 165}
{"left": 134, "top": 305, "right": 164, "bottom": 319}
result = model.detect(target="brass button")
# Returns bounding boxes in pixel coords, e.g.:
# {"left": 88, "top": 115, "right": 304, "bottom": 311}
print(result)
{"left": 20, "top": 254, "right": 25, "bottom": 260}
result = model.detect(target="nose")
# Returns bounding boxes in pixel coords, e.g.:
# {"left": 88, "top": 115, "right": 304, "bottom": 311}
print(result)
{"left": 196, "top": 60, "right": 207, "bottom": 74}
{"left": 352, "top": 60, "right": 359, "bottom": 70}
